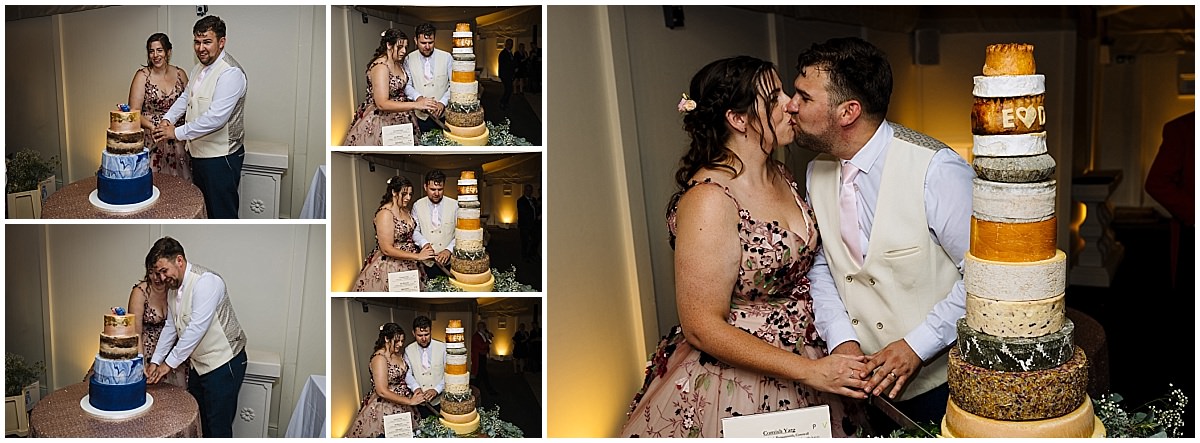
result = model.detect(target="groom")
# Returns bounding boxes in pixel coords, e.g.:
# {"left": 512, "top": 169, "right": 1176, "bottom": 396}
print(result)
{"left": 788, "top": 37, "right": 974, "bottom": 424}
{"left": 155, "top": 15, "right": 248, "bottom": 219}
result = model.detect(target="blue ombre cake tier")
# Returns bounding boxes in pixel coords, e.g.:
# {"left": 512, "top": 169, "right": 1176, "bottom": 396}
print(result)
{"left": 96, "top": 148, "right": 153, "bottom": 205}
{"left": 89, "top": 354, "right": 147, "bottom": 411}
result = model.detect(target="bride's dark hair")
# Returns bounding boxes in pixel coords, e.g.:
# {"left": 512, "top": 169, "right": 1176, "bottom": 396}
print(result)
{"left": 371, "top": 28, "right": 408, "bottom": 68}
{"left": 143, "top": 33, "right": 173, "bottom": 68}
{"left": 675, "top": 56, "right": 778, "bottom": 189}
{"left": 374, "top": 323, "right": 405, "bottom": 351}
{"left": 377, "top": 176, "right": 413, "bottom": 211}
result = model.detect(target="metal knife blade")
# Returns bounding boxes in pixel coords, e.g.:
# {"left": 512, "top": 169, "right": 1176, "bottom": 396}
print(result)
{"left": 870, "top": 394, "right": 934, "bottom": 437}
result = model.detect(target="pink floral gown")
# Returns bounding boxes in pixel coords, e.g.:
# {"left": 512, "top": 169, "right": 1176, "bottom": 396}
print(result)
{"left": 352, "top": 208, "right": 425, "bottom": 292}
{"left": 345, "top": 354, "right": 420, "bottom": 437}
{"left": 342, "top": 60, "right": 421, "bottom": 146}
{"left": 138, "top": 67, "right": 191, "bottom": 180}
{"left": 621, "top": 166, "right": 865, "bottom": 438}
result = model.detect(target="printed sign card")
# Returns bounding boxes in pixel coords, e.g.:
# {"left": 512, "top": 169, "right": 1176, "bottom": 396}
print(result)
{"left": 382, "top": 123, "right": 416, "bottom": 146}
{"left": 387, "top": 269, "right": 421, "bottom": 292}
{"left": 720, "top": 404, "right": 832, "bottom": 438}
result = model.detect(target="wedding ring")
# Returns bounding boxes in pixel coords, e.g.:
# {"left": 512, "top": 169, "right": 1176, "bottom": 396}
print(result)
{"left": 888, "top": 371, "right": 897, "bottom": 378}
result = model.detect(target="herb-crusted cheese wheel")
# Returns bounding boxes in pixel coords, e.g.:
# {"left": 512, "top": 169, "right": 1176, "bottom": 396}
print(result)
{"left": 982, "top": 43, "right": 1037, "bottom": 76}
{"left": 948, "top": 345, "right": 1088, "bottom": 421}
{"left": 441, "top": 398, "right": 476, "bottom": 416}
{"left": 964, "top": 250, "right": 1066, "bottom": 302}
{"left": 451, "top": 252, "right": 490, "bottom": 274}
{"left": 942, "top": 396, "right": 1103, "bottom": 438}
{"left": 972, "top": 178, "right": 1056, "bottom": 223}
{"left": 972, "top": 95, "right": 1046, "bottom": 135}
{"left": 972, "top": 153, "right": 1056, "bottom": 183}
{"left": 970, "top": 216, "right": 1057, "bottom": 262}
{"left": 965, "top": 292, "right": 1065, "bottom": 338}
{"left": 956, "top": 317, "right": 1074, "bottom": 371}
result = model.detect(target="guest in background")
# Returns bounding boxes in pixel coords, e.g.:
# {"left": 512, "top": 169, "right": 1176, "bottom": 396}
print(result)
{"left": 514, "top": 42, "right": 528, "bottom": 95}
{"left": 128, "top": 33, "right": 190, "bottom": 180}
{"left": 343, "top": 28, "right": 437, "bottom": 146}
{"left": 352, "top": 176, "right": 435, "bottom": 292}
{"left": 512, "top": 323, "right": 530, "bottom": 374}
{"left": 1145, "top": 111, "right": 1195, "bottom": 290}
{"left": 346, "top": 323, "right": 430, "bottom": 437}
{"left": 517, "top": 184, "right": 540, "bottom": 262}
{"left": 471, "top": 321, "right": 498, "bottom": 395}
{"left": 498, "top": 38, "right": 515, "bottom": 111}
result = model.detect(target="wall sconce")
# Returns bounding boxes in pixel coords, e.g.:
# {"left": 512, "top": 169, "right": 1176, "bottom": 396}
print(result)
{"left": 498, "top": 318, "right": 507, "bottom": 329}
{"left": 361, "top": 12, "right": 368, "bottom": 24}
{"left": 503, "top": 184, "right": 512, "bottom": 196}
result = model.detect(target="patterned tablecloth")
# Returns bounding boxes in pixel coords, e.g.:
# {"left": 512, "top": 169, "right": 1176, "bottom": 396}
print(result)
{"left": 41, "top": 174, "right": 206, "bottom": 219}
{"left": 30, "top": 382, "right": 201, "bottom": 438}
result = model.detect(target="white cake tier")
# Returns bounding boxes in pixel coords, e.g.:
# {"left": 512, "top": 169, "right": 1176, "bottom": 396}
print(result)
{"left": 452, "top": 47, "right": 473, "bottom": 54}
{"left": 972, "top": 178, "right": 1056, "bottom": 223}
{"left": 446, "top": 327, "right": 464, "bottom": 334}
{"left": 458, "top": 194, "right": 478, "bottom": 202}
{"left": 972, "top": 132, "right": 1048, "bottom": 157}
{"left": 452, "top": 31, "right": 472, "bottom": 38}
{"left": 446, "top": 342, "right": 465, "bottom": 349}
{"left": 964, "top": 250, "right": 1066, "bottom": 302}
{"left": 972, "top": 74, "right": 1046, "bottom": 98}
{"left": 457, "top": 178, "right": 478, "bottom": 186}
{"left": 452, "top": 60, "right": 475, "bottom": 74}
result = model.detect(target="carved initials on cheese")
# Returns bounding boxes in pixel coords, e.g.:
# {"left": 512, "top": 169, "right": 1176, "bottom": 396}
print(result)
{"left": 1002, "top": 106, "right": 1046, "bottom": 129}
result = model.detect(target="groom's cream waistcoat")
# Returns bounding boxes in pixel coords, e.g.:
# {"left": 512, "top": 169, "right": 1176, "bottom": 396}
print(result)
{"left": 808, "top": 123, "right": 961, "bottom": 401}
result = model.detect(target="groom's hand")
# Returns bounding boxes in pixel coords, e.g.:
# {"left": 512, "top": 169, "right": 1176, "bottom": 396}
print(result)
{"left": 863, "top": 339, "right": 921, "bottom": 399}
{"left": 147, "top": 363, "right": 172, "bottom": 384}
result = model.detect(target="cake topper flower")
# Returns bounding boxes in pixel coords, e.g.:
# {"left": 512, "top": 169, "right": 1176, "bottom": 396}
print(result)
{"left": 112, "top": 307, "right": 126, "bottom": 316}
{"left": 677, "top": 93, "right": 696, "bottom": 113}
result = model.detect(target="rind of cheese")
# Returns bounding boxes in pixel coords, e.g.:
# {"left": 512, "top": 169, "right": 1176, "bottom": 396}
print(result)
{"left": 949, "top": 345, "right": 1088, "bottom": 421}
{"left": 447, "top": 123, "right": 486, "bottom": 138}
{"left": 452, "top": 61, "right": 475, "bottom": 74}
{"left": 445, "top": 363, "right": 468, "bottom": 375}
{"left": 970, "top": 216, "right": 1057, "bottom": 262}
{"left": 965, "top": 292, "right": 1065, "bottom": 338}
{"left": 973, "top": 153, "right": 1056, "bottom": 183}
{"left": 439, "top": 414, "right": 480, "bottom": 435}
{"left": 956, "top": 317, "right": 1074, "bottom": 371}
{"left": 456, "top": 217, "right": 481, "bottom": 230}
{"left": 446, "top": 353, "right": 468, "bottom": 365}
{"left": 449, "top": 81, "right": 478, "bottom": 95}
{"left": 459, "top": 171, "right": 476, "bottom": 180}
{"left": 451, "top": 31, "right": 472, "bottom": 38}
{"left": 452, "top": 37, "right": 474, "bottom": 48}
{"left": 972, "top": 132, "right": 1048, "bottom": 157}
{"left": 458, "top": 185, "right": 478, "bottom": 196}
{"left": 450, "top": 273, "right": 494, "bottom": 292}
{"left": 446, "top": 342, "right": 465, "bottom": 350}
{"left": 451, "top": 71, "right": 476, "bottom": 83}
{"left": 446, "top": 327, "right": 464, "bottom": 334}
{"left": 972, "top": 178, "right": 1056, "bottom": 223}
{"left": 971, "top": 95, "right": 1046, "bottom": 135}
{"left": 440, "top": 398, "right": 476, "bottom": 416}
{"left": 456, "top": 228, "right": 483, "bottom": 241}
{"left": 451, "top": 269, "right": 493, "bottom": 285}
{"left": 982, "top": 43, "right": 1037, "bottom": 76}
{"left": 446, "top": 373, "right": 469, "bottom": 388}
{"left": 452, "top": 47, "right": 473, "bottom": 54}
{"left": 964, "top": 250, "right": 1066, "bottom": 301}
{"left": 458, "top": 208, "right": 481, "bottom": 220}
{"left": 457, "top": 178, "right": 478, "bottom": 186}
{"left": 972, "top": 74, "right": 1045, "bottom": 97}
{"left": 941, "top": 396, "right": 1102, "bottom": 438}
{"left": 444, "top": 128, "right": 489, "bottom": 146}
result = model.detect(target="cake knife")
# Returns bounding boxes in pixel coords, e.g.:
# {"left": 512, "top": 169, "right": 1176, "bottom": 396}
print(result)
{"left": 869, "top": 394, "right": 934, "bottom": 437}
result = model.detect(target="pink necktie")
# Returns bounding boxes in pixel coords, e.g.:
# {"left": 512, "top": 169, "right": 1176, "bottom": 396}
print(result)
{"left": 424, "top": 57, "right": 434, "bottom": 80}
{"left": 431, "top": 203, "right": 440, "bottom": 228}
{"left": 422, "top": 347, "right": 431, "bottom": 369}
{"left": 839, "top": 162, "right": 864, "bottom": 266}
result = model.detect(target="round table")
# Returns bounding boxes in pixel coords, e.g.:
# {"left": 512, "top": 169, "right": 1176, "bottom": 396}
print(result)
{"left": 30, "top": 382, "right": 202, "bottom": 438}
{"left": 41, "top": 174, "right": 206, "bottom": 218}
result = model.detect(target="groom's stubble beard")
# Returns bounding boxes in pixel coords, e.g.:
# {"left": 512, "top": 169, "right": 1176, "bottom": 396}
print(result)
{"left": 793, "top": 124, "right": 837, "bottom": 155}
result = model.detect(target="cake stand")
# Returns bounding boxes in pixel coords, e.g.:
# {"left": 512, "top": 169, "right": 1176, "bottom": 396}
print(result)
{"left": 88, "top": 186, "right": 160, "bottom": 213}
{"left": 79, "top": 393, "right": 154, "bottom": 420}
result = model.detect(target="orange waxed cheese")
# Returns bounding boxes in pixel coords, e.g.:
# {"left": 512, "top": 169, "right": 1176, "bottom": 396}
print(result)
{"left": 457, "top": 218, "right": 481, "bottom": 230}
{"left": 451, "top": 71, "right": 475, "bottom": 83}
{"left": 446, "top": 363, "right": 468, "bottom": 375}
{"left": 970, "top": 216, "right": 1056, "bottom": 262}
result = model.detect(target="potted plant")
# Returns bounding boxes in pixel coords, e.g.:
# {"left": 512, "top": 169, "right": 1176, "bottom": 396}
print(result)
{"left": 5, "top": 148, "right": 58, "bottom": 218}
{"left": 5, "top": 352, "right": 45, "bottom": 436}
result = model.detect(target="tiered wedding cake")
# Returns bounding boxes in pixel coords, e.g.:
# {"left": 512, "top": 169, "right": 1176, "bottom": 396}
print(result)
{"left": 96, "top": 105, "right": 155, "bottom": 206}
{"left": 941, "top": 43, "right": 1104, "bottom": 438}
{"left": 450, "top": 171, "right": 494, "bottom": 291}
{"left": 87, "top": 307, "right": 149, "bottom": 413}
{"left": 439, "top": 320, "right": 480, "bottom": 435}
{"left": 443, "top": 22, "right": 489, "bottom": 146}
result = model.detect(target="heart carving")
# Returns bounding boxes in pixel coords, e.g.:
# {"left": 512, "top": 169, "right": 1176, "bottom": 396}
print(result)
{"left": 1015, "top": 106, "right": 1037, "bottom": 128}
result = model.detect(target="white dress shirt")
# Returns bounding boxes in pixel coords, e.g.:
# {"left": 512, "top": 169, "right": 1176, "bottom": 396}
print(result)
{"left": 151, "top": 262, "right": 227, "bottom": 369}
{"left": 163, "top": 51, "right": 248, "bottom": 141}
{"left": 403, "top": 346, "right": 446, "bottom": 394}
{"left": 807, "top": 121, "right": 975, "bottom": 361}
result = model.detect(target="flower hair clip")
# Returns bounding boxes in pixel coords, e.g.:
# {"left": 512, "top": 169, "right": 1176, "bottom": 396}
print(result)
{"left": 379, "top": 324, "right": 385, "bottom": 331}
{"left": 677, "top": 93, "right": 696, "bottom": 113}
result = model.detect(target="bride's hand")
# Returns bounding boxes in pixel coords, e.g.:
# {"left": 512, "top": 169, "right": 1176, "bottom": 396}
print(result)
{"left": 801, "top": 353, "right": 869, "bottom": 399}
{"left": 416, "top": 245, "right": 435, "bottom": 261}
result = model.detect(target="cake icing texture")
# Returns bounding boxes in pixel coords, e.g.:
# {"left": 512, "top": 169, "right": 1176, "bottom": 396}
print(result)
{"left": 97, "top": 105, "right": 153, "bottom": 206}
{"left": 89, "top": 308, "right": 146, "bottom": 412}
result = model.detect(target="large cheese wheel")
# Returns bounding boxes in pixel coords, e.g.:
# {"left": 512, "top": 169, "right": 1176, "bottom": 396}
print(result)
{"left": 459, "top": 171, "right": 475, "bottom": 180}
{"left": 452, "top": 47, "right": 473, "bottom": 54}
{"left": 444, "top": 127, "right": 489, "bottom": 146}
{"left": 972, "top": 74, "right": 1045, "bottom": 97}
{"left": 457, "top": 178, "right": 478, "bottom": 186}
{"left": 457, "top": 208, "right": 481, "bottom": 221}
{"left": 456, "top": 228, "right": 483, "bottom": 242}
{"left": 446, "top": 373, "right": 469, "bottom": 389}
{"left": 446, "top": 327, "right": 464, "bottom": 334}
{"left": 445, "top": 363, "right": 468, "bottom": 375}
{"left": 972, "top": 132, "right": 1047, "bottom": 157}
{"left": 450, "top": 273, "right": 494, "bottom": 292}
{"left": 452, "top": 37, "right": 474, "bottom": 48}
{"left": 451, "top": 269, "right": 493, "bottom": 285}
{"left": 447, "top": 123, "right": 486, "bottom": 138}
{"left": 458, "top": 194, "right": 479, "bottom": 202}
{"left": 970, "top": 216, "right": 1057, "bottom": 262}
{"left": 440, "top": 397, "right": 476, "bottom": 415}
{"left": 458, "top": 184, "right": 478, "bottom": 196}
{"left": 457, "top": 217, "right": 481, "bottom": 230}
{"left": 941, "top": 396, "right": 1103, "bottom": 438}
{"left": 982, "top": 43, "right": 1037, "bottom": 76}
{"left": 972, "top": 178, "right": 1055, "bottom": 223}
{"left": 964, "top": 250, "right": 1066, "bottom": 301}
{"left": 446, "top": 353, "right": 467, "bottom": 365}
{"left": 971, "top": 95, "right": 1045, "bottom": 135}
{"left": 451, "top": 70, "right": 475, "bottom": 83}
{"left": 451, "top": 251, "right": 489, "bottom": 272}
{"left": 965, "top": 292, "right": 1065, "bottom": 338}
{"left": 972, "top": 153, "right": 1056, "bottom": 183}
{"left": 439, "top": 414, "right": 480, "bottom": 435}
{"left": 956, "top": 317, "right": 1074, "bottom": 371}
{"left": 948, "top": 346, "right": 1088, "bottom": 421}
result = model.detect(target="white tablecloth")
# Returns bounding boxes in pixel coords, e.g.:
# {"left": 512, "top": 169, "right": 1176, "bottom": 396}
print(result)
{"left": 284, "top": 374, "right": 327, "bottom": 438}
{"left": 299, "top": 165, "right": 326, "bottom": 219}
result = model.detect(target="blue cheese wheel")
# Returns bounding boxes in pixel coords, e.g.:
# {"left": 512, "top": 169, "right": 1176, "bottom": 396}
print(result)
{"left": 948, "top": 345, "right": 1088, "bottom": 421}
{"left": 957, "top": 317, "right": 1074, "bottom": 371}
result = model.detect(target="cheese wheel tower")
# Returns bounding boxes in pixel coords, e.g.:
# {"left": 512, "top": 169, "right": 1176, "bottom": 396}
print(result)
{"left": 450, "top": 171, "right": 494, "bottom": 291}
{"left": 943, "top": 43, "right": 1104, "bottom": 438}
{"left": 444, "top": 23, "right": 490, "bottom": 146}
{"left": 439, "top": 319, "right": 480, "bottom": 435}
